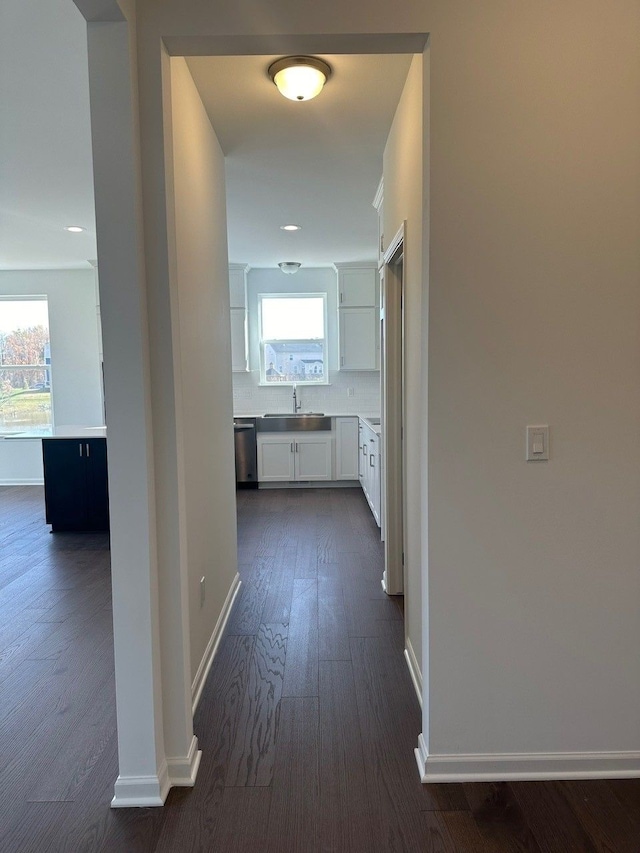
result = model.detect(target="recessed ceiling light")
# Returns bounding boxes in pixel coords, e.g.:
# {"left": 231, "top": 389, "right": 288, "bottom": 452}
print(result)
{"left": 280, "top": 224, "right": 301, "bottom": 231}
{"left": 64, "top": 225, "right": 86, "bottom": 233}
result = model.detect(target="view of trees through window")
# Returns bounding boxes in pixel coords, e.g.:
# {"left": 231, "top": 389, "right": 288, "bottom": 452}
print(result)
{"left": 259, "top": 294, "right": 327, "bottom": 384}
{"left": 0, "top": 298, "right": 52, "bottom": 433}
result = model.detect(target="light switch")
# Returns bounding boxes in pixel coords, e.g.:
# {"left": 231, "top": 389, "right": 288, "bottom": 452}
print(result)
{"left": 526, "top": 425, "right": 549, "bottom": 461}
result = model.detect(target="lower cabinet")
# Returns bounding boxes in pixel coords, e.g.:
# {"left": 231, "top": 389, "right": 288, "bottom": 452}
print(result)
{"left": 359, "top": 420, "right": 381, "bottom": 527}
{"left": 257, "top": 434, "right": 333, "bottom": 482}
{"left": 42, "top": 438, "right": 109, "bottom": 532}
{"left": 335, "top": 417, "right": 359, "bottom": 480}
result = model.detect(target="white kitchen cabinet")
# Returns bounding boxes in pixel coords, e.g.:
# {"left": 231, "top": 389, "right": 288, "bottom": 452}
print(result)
{"left": 339, "top": 307, "right": 377, "bottom": 371}
{"left": 229, "top": 264, "right": 249, "bottom": 371}
{"left": 335, "top": 263, "right": 379, "bottom": 372}
{"left": 229, "top": 264, "right": 248, "bottom": 309}
{"left": 336, "top": 264, "right": 377, "bottom": 307}
{"left": 335, "top": 417, "right": 359, "bottom": 480}
{"left": 359, "top": 419, "right": 381, "bottom": 527}
{"left": 257, "top": 433, "right": 333, "bottom": 482}
{"left": 230, "top": 308, "right": 248, "bottom": 372}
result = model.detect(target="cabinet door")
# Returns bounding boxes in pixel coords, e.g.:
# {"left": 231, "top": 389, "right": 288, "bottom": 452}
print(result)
{"left": 230, "top": 309, "right": 248, "bottom": 372}
{"left": 335, "top": 417, "right": 359, "bottom": 480}
{"left": 85, "top": 438, "right": 110, "bottom": 531}
{"left": 358, "top": 423, "right": 367, "bottom": 485}
{"left": 294, "top": 436, "right": 333, "bottom": 480}
{"left": 339, "top": 307, "right": 377, "bottom": 371}
{"left": 229, "top": 267, "right": 247, "bottom": 309}
{"left": 42, "top": 439, "right": 88, "bottom": 530}
{"left": 338, "top": 268, "right": 377, "bottom": 307}
{"left": 367, "top": 438, "right": 381, "bottom": 526}
{"left": 257, "top": 437, "right": 295, "bottom": 481}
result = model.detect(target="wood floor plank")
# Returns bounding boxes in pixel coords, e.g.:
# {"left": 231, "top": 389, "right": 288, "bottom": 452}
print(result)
{"left": 463, "top": 782, "right": 543, "bottom": 853}
{"left": 318, "top": 576, "right": 351, "bottom": 661}
{"left": 510, "top": 781, "right": 599, "bottom": 852}
{"left": 319, "top": 660, "right": 375, "bottom": 852}
{"left": 266, "top": 697, "right": 320, "bottom": 853}
{"left": 226, "top": 623, "right": 287, "bottom": 787}
{"left": 211, "top": 787, "right": 272, "bottom": 852}
{"left": 282, "top": 578, "right": 318, "bottom": 697}
{"left": 260, "top": 550, "right": 295, "bottom": 623}
{"left": 558, "top": 780, "right": 640, "bottom": 853}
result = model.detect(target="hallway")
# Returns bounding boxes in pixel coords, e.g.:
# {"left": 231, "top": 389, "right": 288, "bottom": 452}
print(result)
{"left": 1, "top": 486, "right": 640, "bottom": 851}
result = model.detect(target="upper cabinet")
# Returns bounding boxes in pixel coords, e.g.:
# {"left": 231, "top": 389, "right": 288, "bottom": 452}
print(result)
{"left": 337, "top": 265, "right": 378, "bottom": 308}
{"left": 229, "top": 264, "right": 249, "bottom": 372}
{"left": 229, "top": 264, "right": 247, "bottom": 309}
{"left": 335, "top": 262, "right": 379, "bottom": 371}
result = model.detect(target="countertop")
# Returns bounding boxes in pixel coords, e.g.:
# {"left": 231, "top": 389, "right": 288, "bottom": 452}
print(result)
{"left": 3, "top": 425, "right": 107, "bottom": 440}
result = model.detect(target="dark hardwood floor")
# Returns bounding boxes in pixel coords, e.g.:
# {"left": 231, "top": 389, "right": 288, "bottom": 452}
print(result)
{"left": 1, "top": 484, "right": 639, "bottom": 852}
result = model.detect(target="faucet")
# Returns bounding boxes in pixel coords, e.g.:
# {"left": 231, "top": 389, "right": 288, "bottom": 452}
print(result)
{"left": 292, "top": 383, "right": 302, "bottom": 414}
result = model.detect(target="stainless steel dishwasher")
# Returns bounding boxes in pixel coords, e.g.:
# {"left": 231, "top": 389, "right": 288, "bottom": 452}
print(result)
{"left": 233, "top": 418, "right": 258, "bottom": 488}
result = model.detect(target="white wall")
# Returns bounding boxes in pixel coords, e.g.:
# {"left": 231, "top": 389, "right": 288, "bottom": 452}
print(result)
{"left": 89, "top": 0, "right": 640, "bottom": 789}
{"left": 232, "top": 266, "right": 381, "bottom": 416}
{"left": 168, "top": 57, "right": 237, "bottom": 685}
{"left": 0, "top": 268, "right": 103, "bottom": 483}
{"left": 382, "top": 55, "right": 424, "bottom": 681}
{"left": 425, "top": 1, "right": 640, "bottom": 770}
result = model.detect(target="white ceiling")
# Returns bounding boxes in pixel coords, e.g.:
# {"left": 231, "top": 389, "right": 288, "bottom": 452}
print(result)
{"left": 0, "top": 1, "right": 412, "bottom": 272}
{"left": 0, "top": 1, "right": 97, "bottom": 270}
{"left": 186, "top": 54, "right": 412, "bottom": 268}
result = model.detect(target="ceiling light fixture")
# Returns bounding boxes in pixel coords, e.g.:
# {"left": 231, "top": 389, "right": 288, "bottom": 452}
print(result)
{"left": 278, "top": 262, "right": 301, "bottom": 275}
{"left": 268, "top": 56, "right": 332, "bottom": 102}
{"left": 64, "top": 225, "right": 86, "bottom": 233}
{"left": 280, "top": 224, "right": 301, "bottom": 231}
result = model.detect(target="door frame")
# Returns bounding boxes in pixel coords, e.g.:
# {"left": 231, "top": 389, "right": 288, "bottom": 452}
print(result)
{"left": 382, "top": 222, "right": 406, "bottom": 595}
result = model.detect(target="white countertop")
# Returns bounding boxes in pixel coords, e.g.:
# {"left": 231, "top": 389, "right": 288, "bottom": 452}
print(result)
{"left": 3, "top": 425, "right": 107, "bottom": 440}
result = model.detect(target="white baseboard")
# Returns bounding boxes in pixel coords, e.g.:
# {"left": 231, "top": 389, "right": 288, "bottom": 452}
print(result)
{"left": 415, "top": 733, "right": 640, "bottom": 782}
{"left": 404, "top": 637, "right": 422, "bottom": 708}
{"left": 167, "top": 734, "right": 201, "bottom": 787}
{"left": 111, "top": 760, "right": 170, "bottom": 808}
{"left": 0, "top": 478, "right": 44, "bottom": 486}
{"left": 191, "top": 572, "right": 241, "bottom": 713}
{"left": 258, "top": 480, "right": 360, "bottom": 489}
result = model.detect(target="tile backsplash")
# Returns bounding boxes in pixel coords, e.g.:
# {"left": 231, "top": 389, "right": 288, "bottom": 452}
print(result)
{"left": 232, "top": 370, "right": 380, "bottom": 415}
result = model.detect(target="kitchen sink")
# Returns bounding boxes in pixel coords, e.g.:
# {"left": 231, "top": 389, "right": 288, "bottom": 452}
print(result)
{"left": 257, "top": 414, "right": 331, "bottom": 432}
{"left": 263, "top": 412, "right": 325, "bottom": 417}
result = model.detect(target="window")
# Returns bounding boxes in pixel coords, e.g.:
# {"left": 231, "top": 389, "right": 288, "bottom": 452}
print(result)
{"left": 259, "top": 294, "right": 327, "bottom": 385}
{"left": 0, "top": 297, "right": 52, "bottom": 434}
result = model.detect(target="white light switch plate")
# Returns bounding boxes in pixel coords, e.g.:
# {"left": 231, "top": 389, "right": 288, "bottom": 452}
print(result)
{"left": 526, "top": 425, "right": 549, "bottom": 461}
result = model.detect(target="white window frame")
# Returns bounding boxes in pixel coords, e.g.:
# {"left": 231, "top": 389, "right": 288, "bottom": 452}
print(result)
{"left": 258, "top": 292, "right": 329, "bottom": 386}
{"left": 0, "top": 295, "right": 54, "bottom": 433}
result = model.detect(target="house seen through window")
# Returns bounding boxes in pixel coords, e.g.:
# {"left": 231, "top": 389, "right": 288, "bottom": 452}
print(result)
{"left": 259, "top": 294, "right": 327, "bottom": 384}
{"left": 0, "top": 297, "right": 52, "bottom": 434}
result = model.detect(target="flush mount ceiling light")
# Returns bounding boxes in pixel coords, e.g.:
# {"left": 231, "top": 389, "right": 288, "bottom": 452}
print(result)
{"left": 280, "top": 224, "right": 301, "bottom": 231}
{"left": 278, "top": 262, "right": 301, "bottom": 274}
{"left": 268, "top": 56, "right": 332, "bottom": 102}
{"left": 64, "top": 225, "right": 85, "bottom": 233}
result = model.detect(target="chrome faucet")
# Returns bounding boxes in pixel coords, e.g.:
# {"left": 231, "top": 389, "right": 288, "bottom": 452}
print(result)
{"left": 292, "top": 384, "right": 302, "bottom": 413}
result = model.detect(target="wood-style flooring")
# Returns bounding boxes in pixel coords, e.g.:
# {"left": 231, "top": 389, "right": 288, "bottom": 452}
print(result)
{"left": 1, "top": 484, "right": 639, "bottom": 852}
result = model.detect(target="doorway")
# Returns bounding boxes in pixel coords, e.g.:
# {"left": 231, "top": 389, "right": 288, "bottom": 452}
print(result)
{"left": 381, "top": 225, "right": 406, "bottom": 596}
